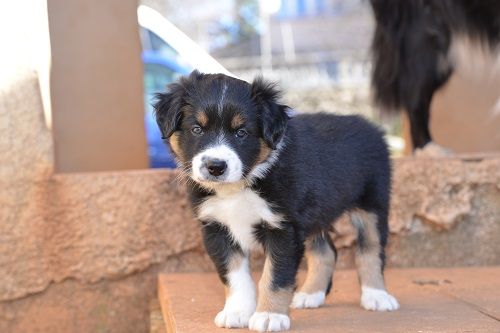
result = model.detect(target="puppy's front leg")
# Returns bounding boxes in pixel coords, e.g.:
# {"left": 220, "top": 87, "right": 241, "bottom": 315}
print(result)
{"left": 202, "top": 222, "right": 256, "bottom": 328}
{"left": 250, "top": 225, "right": 304, "bottom": 332}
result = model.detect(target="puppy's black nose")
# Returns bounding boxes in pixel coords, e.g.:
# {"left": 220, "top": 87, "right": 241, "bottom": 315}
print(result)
{"left": 206, "top": 159, "right": 227, "bottom": 177}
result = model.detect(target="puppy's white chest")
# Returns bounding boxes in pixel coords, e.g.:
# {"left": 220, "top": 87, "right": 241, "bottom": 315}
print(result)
{"left": 197, "top": 188, "right": 282, "bottom": 252}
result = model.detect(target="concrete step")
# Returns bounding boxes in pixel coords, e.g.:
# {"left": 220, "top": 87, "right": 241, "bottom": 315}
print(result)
{"left": 157, "top": 267, "right": 500, "bottom": 333}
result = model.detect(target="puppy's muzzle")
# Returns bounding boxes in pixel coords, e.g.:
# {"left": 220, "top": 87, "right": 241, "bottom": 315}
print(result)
{"left": 192, "top": 145, "right": 243, "bottom": 183}
{"left": 204, "top": 158, "right": 227, "bottom": 177}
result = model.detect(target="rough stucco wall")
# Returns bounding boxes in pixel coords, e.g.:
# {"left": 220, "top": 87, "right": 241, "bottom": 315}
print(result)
{"left": 1, "top": 170, "right": 200, "bottom": 303}
{"left": 0, "top": 0, "right": 55, "bottom": 311}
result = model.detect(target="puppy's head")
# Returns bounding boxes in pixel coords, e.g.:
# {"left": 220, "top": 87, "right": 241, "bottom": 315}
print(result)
{"left": 153, "top": 71, "right": 289, "bottom": 188}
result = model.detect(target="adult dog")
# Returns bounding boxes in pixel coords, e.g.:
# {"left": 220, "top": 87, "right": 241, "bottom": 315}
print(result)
{"left": 370, "top": 0, "right": 500, "bottom": 150}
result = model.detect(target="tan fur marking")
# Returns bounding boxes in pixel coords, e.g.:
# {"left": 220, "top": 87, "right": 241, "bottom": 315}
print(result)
{"left": 256, "top": 256, "right": 293, "bottom": 314}
{"left": 169, "top": 133, "right": 183, "bottom": 160}
{"left": 231, "top": 113, "right": 245, "bottom": 129}
{"left": 196, "top": 111, "right": 209, "bottom": 126}
{"left": 257, "top": 139, "right": 272, "bottom": 164}
{"left": 299, "top": 236, "right": 336, "bottom": 294}
{"left": 351, "top": 209, "right": 385, "bottom": 290}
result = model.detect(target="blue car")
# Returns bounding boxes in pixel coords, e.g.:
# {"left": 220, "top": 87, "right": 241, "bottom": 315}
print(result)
{"left": 142, "top": 50, "right": 190, "bottom": 168}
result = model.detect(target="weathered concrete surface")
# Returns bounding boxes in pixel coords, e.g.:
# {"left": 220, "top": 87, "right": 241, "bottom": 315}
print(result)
{"left": 0, "top": 253, "right": 214, "bottom": 333}
{"left": 1, "top": 169, "right": 202, "bottom": 302}
{"left": 158, "top": 268, "right": 500, "bottom": 333}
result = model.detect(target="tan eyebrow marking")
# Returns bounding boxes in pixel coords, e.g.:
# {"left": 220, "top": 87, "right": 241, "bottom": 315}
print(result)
{"left": 196, "top": 111, "right": 209, "bottom": 126}
{"left": 231, "top": 113, "right": 245, "bottom": 129}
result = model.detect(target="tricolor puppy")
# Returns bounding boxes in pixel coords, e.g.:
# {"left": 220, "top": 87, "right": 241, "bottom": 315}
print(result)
{"left": 154, "top": 71, "right": 399, "bottom": 332}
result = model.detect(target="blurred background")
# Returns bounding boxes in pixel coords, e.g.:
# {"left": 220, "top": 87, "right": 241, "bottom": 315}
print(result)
{"left": 1, "top": 0, "right": 405, "bottom": 174}
{"left": 140, "top": 0, "right": 395, "bottom": 168}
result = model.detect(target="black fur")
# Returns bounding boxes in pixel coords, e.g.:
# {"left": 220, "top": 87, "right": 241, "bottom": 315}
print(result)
{"left": 201, "top": 222, "right": 243, "bottom": 285}
{"left": 253, "top": 223, "right": 305, "bottom": 290}
{"left": 154, "top": 72, "right": 391, "bottom": 296}
{"left": 370, "top": 0, "right": 500, "bottom": 149}
{"left": 251, "top": 112, "right": 390, "bottom": 238}
{"left": 251, "top": 78, "right": 290, "bottom": 149}
{"left": 153, "top": 80, "right": 187, "bottom": 139}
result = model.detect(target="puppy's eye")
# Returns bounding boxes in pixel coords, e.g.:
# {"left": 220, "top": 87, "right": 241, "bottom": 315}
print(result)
{"left": 191, "top": 125, "right": 203, "bottom": 136}
{"left": 236, "top": 128, "right": 247, "bottom": 138}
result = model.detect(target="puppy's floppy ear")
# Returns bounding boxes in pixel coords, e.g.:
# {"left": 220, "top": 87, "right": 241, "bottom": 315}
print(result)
{"left": 154, "top": 70, "right": 206, "bottom": 138}
{"left": 153, "top": 81, "right": 186, "bottom": 139}
{"left": 251, "top": 77, "right": 290, "bottom": 149}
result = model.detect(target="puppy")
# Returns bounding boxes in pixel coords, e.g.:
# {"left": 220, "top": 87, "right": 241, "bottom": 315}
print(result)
{"left": 154, "top": 71, "right": 399, "bottom": 332}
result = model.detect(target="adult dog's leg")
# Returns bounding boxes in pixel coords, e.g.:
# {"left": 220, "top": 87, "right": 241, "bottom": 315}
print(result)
{"left": 409, "top": 97, "right": 453, "bottom": 156}
{"left": 408, "top": 96, "right": 433, "bottom": 150}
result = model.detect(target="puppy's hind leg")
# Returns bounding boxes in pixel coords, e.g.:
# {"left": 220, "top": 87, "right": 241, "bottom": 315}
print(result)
{"left": 351, "top": 209, "right": 399, "bottom": 311}
{"left": 291, "top": 231, "right": 336, "bottom": 309}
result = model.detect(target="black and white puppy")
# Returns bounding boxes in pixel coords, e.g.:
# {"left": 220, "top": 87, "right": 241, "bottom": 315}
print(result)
{"left": 154, "top": 71, "right": 399, "bottom": 332}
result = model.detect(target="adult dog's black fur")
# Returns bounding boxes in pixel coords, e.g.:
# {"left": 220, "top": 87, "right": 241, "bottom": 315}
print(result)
{"left": 154, "top": 71, "right": 398, "bottom": 332}
{"left": 370, "top": 0, "right": 500, "bottom": 149}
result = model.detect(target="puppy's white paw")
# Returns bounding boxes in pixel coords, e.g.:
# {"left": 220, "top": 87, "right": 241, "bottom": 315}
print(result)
{"left": 291, "top": 291, "right": 326, "bottom": 309}
{"left": 214, "top": 308, "right": 253, "bottom": 328}
{"left": 361, "top": 286, "right": 399, "bottom": 311}
{"left": 249, "top": 312, "right": 290, "bottom": 332}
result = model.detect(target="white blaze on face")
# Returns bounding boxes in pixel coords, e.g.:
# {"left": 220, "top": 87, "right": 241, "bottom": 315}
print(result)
{"left": 192, "top": 144, "right": 243, "bottom": 183}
